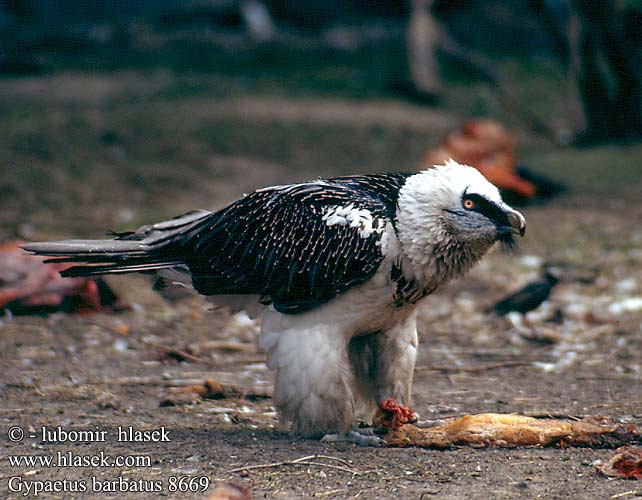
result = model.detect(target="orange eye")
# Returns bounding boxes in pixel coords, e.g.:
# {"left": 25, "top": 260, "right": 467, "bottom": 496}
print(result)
{"left": 463, "top": 198, "right": 476, "bottom": 210}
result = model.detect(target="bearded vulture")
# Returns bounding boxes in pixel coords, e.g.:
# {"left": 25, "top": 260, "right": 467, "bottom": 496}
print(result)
{"left": 22, "top": 160, "right": 526, "bottom": 444}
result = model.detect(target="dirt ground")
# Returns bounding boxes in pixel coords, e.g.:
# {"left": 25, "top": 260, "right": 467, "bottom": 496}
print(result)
{"left": 1, "top": 69, "right": 641, "bottom": 499}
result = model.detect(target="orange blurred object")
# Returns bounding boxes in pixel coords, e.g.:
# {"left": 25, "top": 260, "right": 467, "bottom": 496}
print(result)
{"left": 423, "top": 120, "right": 537, "bottom": 199}
{"left": 0, "top": 240, "right": 120, "bottom": 315}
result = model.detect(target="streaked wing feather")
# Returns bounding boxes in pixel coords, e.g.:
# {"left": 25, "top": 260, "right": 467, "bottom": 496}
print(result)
{"left": 182, "top": 175, "right": 409, "bottom": 313}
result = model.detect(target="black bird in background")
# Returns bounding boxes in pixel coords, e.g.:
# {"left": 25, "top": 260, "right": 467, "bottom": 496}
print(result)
{"left": 490, "top": 269, "right": 559, "bottom": 316}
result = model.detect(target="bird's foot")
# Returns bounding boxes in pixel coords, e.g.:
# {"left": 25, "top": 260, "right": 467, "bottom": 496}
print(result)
{"left": 414, "top": 418, "right": 447, "bottom": 428}
{"left": 321, "top": 428, "right": 385, "bottom": 447}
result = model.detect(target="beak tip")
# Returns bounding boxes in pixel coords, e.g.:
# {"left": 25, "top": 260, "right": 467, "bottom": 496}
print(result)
{"left": 507, "top": 210, "right": 526, "bottom": 238}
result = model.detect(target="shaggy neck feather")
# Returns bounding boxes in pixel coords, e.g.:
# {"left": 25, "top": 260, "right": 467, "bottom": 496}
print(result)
{"left": 394, "top": 164, "right": 498, "bottom": 288}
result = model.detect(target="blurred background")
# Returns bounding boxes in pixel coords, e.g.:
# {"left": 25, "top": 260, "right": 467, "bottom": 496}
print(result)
{"left": 0, "top": 0, "right": 640, "bottom": 239}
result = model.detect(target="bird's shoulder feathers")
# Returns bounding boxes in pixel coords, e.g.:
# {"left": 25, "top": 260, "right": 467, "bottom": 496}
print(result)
{"left": 182, "top": 173, "right": 412, "bottom": 313}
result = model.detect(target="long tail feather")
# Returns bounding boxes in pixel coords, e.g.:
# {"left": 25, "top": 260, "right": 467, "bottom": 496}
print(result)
{"left": 21, "top": 210, "right": 211, "bottom": 278}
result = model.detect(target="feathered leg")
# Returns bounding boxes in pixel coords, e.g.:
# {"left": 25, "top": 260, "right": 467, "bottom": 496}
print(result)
{"left": 374, "top": 311, "right": 418, "bottom": 406}
{"left": 347, "top": 333, "right": 379, "bottom": 422}
{"left": 329, "top": 313, "right": 418, "bottom": 445}
{"left": 259, "top": 323, "right": 356, "bottom": 438}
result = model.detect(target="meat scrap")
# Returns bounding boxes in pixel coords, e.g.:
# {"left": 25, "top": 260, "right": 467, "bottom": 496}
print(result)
{"left": 160, "top": 379, "right": 241, "bottom": 406}
{"left": 376, "top": 400, "right": 640, "bottom": 449}
{"left": 160, "top": 379, "right": 271, "bottom": 406}
{"left": 377, "top": 398, "right": 417, "bottom": 428}
{"left": 596, "top": 446, "right": 642, "bottom": 480}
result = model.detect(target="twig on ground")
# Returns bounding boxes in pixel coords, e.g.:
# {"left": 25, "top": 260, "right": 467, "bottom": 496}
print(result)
{"left": 315, "top": 488, "right": 348, "bottom": 496}
{"left": 194, "top": 340, "right": 256, "bottom": 352}
{"left": 37, "top": 375, "right": 272, "bottom": 402}
{"left": 229, "top": 455, "right": 360, "bottom": 475}
{"left": 523, "top": 411, "right": 583, "bottom": 421}
{"left": 86, "top": 319, "right": 216, "bottom": 365}
{"left": 140, "top": 338, "right": 215, "bottom": 365}
{"left": 610, "top": 491, "right": 641, "bottom": 499}
{"left": 416, "top": 361, "right": 530, "bottom": 372}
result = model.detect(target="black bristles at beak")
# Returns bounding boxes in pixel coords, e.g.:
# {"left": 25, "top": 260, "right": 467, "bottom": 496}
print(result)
{"left": 497, "top": 231, "right": 518, "bottom": 253}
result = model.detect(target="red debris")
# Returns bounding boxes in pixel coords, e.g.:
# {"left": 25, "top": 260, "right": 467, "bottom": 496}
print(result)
{"left": 597, "top": 446, "right": 642, "bottom": 480}
{"left": 377, "top": 398, "right": 416, "bottom": 430}
{"left": 0, "top": 240, "right": 121, "bottom": 315}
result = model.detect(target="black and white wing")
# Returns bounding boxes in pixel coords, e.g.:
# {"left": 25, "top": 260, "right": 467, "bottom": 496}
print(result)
{"left": 22, "top": 173, "right": 411, "bottom": 314}
{"left": 182, "top": 173, "right": 410, "bottom": 313}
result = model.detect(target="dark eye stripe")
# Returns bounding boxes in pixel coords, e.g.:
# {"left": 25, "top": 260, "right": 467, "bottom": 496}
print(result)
{"left": 463, "top": 194, "right": 510, "bottom": 227}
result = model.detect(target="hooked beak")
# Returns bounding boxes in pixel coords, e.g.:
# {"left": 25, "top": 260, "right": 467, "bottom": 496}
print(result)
{"left": 507, "top": 209, "right": 526, "bottom": 237}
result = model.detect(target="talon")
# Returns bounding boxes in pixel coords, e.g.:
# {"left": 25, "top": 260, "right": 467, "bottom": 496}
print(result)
{"left": 353, "top": 427, "right": 375, "bottom": 436}
{"left": 321, "top": 430, "right": 385, "bottom": 447}
{"left": 353, "top": 426, "right": 387, "bottom": 437}
{"left": 414, "top": 418, "right": 447, "bottom": 428}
